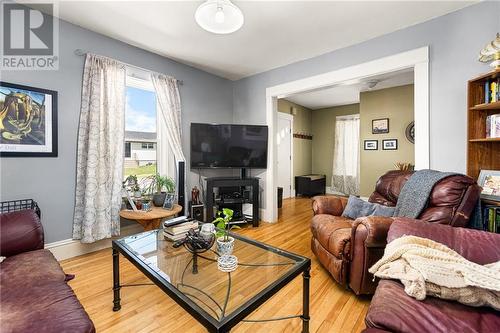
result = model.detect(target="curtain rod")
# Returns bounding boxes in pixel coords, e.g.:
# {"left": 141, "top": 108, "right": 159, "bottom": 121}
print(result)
{"left": 74, "top": 49, "right": 183, "bottom": 85}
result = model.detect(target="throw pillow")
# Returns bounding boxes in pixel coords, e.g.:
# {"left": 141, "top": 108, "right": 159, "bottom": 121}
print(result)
{"left": 342, "top": 195, "right": 395, "bottom": 220}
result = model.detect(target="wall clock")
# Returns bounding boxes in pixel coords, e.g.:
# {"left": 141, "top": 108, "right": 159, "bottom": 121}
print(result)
{"left": 405, "top": 121, "right": 415, "bottom": 144}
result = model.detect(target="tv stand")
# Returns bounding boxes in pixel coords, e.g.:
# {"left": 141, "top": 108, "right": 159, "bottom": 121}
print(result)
{"left": 240, "top": 168, "right": 247, "bottom": 179}
{"left": 205, "top": 177, "right": 259, "bottom": 227}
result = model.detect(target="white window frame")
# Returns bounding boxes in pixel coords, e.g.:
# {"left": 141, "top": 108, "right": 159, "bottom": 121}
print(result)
{"left": 124, "top": 74, "right": 160, "bottom": 172}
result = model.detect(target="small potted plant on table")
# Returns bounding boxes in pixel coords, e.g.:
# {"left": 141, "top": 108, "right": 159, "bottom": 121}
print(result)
{"left": 145, "top": 173, "right": 176, "bottom": 207}
{"left": 213, "top": 208, "right": 239, "bottom": 255}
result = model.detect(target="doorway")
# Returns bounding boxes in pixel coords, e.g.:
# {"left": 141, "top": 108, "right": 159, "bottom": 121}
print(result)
{"left": 277, "top": 113, "right": 293, "bottom": 199}
{"left": 264, "top": 47, "right": 429, "bottom": 222}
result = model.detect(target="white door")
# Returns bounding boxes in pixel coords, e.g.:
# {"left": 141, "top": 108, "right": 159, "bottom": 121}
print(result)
{"left": 277, "top": 113, "right": 293, "bottom": 199}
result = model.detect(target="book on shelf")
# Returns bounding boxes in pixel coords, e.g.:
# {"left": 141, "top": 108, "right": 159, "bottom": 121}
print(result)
{"left": 485, "top": 114, "right": 500, "bottom": 138}
{"left": 483, "top": 78, "right": 500, "bottom": 104}
{"left": 482, "top": 205, "right": 500, "bottom": 233}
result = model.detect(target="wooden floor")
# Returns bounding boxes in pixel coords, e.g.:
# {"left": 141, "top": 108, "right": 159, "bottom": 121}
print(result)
{"left": 61, "top": 197, "right": 371, "bottom": 333}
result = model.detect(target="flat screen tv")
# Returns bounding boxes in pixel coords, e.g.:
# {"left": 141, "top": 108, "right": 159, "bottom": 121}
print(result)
{"left": 190, "top": 123, "right": 268, "bottom": 169}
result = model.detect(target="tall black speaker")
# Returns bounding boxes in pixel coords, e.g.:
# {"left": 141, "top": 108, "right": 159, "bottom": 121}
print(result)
{"left": 177, "top": 161, "right": 185, "bottom": 215}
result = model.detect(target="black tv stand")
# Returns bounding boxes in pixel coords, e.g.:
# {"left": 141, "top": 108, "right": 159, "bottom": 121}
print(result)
{"left": 205, "top": 176, "right": 259, "bottom": 227}
{"left": 240, "top": 168, "right": 248, "bottom": 179}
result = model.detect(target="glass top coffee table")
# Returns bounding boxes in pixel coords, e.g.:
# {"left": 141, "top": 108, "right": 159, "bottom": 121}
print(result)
{"left": 112, "top": 227, "right": 311, "bottom": 333}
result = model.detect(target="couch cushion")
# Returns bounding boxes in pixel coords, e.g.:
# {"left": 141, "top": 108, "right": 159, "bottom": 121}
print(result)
{"left": 311, "top": 214, "right": 353, "bottom": 258}
{"left": 0, "top": 249, "right": 66, "bottom": 288}
{"left": 0, "top": 209, "right": 44, "bottom": 257}
{"left": 342, "top": 196, "right": 395, "bottom": 220}
{"left": 1, "top": 280, "right": 95, "bottom": 333}
{"left": 0, "top": 249, "right": 95, "bottom": 333}
{"left": 368, "top": 170, "right": 413, "bottom": 206}
{"left": 366, "top": 280, "right": 500, "bottom": 333}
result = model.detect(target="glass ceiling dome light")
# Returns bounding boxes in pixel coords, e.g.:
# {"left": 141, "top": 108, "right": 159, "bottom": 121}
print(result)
{"left": 195, "top": 0, "right": 244, "bottom": 34}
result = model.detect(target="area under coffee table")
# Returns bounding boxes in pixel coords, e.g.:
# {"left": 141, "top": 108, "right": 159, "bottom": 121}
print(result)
{"left": 112, "top": 229, "right": 311, "bottom": 333}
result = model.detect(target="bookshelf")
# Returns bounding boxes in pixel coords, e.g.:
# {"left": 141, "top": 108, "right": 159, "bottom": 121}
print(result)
{"left": 467, "top": 69, "right": 500, "bottom": 181}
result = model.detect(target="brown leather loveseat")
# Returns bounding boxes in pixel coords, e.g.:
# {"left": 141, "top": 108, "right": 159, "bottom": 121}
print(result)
{"left": 310, "top": 170, "right": 481, "bottom": 295}
{"left": 0, "top": 209, "right": 95, "bottom": 333}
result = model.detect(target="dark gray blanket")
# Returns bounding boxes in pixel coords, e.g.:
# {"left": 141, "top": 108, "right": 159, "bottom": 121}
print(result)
{"left": 394, "top": 169, "right": 457, "bottom": 218}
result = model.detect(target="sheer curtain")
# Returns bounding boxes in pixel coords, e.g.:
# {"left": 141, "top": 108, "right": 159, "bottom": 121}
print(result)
{"left": 331, "top": 115, "right": 360, "bottom": 196}
{"left": 152, "top": 74, "right": 186, "bottom": 201}
{"left": 73, "top": 54, "right": 126, "bottom": 243}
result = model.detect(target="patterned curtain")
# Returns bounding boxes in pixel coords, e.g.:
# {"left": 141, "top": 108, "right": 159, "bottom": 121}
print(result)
{"left": 331, "top": 115, "right": 360, "bottom": 196}
{"left": 151, "top": 73, "right": 186, "bottom": 163}
{"left": 73, "top": 54, "right": 126, "bottom": 243}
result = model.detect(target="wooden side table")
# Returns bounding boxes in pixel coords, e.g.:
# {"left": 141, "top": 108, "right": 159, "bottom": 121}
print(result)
{"left": 119, "top": 205, "right": 182, "bottom": 231}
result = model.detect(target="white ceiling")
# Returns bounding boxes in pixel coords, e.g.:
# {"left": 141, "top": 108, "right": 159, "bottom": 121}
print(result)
{"left": 51, "top": 1, "right": 475, "bottom": 80}
{"left": 286, "top": 69, "right": 414, "bottom": 109}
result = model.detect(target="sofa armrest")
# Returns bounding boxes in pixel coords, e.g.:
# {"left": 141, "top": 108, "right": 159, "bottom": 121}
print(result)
{"left": 388, "top": 218, "right": 500, "bottom": 265}
{"left": 348, "top": 216, "right": 396, "bottom": 295}
{"left": 0, "top": 209, "right": 44, "bottom": 257}
{"left": 311, "top": 195, "right": 348, "bottom": 216}
{"left": 352, "top": 216, "right": 396, "bottom": 248}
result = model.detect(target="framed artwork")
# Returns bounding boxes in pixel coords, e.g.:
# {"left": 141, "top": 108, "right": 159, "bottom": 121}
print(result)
{"left": 478, "top": 170, "right": 500, "bottom": 201}
{"left": 382, "top": 139, "right": 398, "bottom": 150}
{"left": 0, "top": 82, "right": 58, "bottom": 157}
{"left": 364, "top": 140, "right": 378, "bottom": 150}
{"left": 163, "top": 193, "right": 176, "bottom": 210}
{"left": 372, "top": 118, "right": 389, "bottom": 134}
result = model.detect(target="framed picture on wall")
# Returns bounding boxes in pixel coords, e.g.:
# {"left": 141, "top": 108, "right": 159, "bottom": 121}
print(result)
{"left": 382, "top": 139, "right": 398, "bottom": 150}
{"left": 372, "top": 118, "right": 389, "bottom": 134}
{"left": 478, "top": 170, "right": 500, "bottom": 202}
{"left": 364, "top": 140, "right": 378, "bottom": 150}
{"left": 0, "top": 82, "right": 58, "bottom": 157}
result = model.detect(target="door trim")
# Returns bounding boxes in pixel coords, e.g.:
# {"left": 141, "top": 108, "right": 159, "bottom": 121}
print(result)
{"left": 264, "top": 46, "right": 430, "bottom": 222}
{"left": 277, "top": 112, "right": 294, "bottom": 199}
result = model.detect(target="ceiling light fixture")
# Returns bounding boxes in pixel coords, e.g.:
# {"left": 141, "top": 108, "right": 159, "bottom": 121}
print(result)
{"left": 365, "top": 80, "right": 380, "bottom": 90}
{"left": 195, "top": 0, "right": 244, "bottom": 34}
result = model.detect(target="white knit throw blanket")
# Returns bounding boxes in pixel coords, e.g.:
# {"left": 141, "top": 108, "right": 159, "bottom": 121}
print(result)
{"left": 369, "top": 235, "right": 500, "bottom": 310}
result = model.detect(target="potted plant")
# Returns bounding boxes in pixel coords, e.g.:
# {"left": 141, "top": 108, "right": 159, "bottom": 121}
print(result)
{"left": 213, "top": 208, "right": 239, "bottom": 255}
{"left": 144, "top": 173, "right": 176, "bottom": 207}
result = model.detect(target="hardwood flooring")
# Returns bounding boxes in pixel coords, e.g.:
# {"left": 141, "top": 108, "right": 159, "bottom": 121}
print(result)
{"left": 61, "top": 197, "right": 371, "bottom": 333}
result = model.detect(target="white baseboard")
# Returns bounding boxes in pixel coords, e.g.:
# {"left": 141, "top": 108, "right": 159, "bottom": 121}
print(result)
{"left": 46, "top": 224, "right": 144, "bottom": 261}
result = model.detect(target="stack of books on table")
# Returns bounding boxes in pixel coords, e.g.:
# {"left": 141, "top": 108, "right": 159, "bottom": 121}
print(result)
{"left": 163, "top": 220, "right": 199, "bottom": 241}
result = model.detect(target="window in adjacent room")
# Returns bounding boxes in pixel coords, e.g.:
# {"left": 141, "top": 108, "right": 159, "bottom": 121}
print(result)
{"left": 123, "top": 76, "right": 157, "bottom": 181}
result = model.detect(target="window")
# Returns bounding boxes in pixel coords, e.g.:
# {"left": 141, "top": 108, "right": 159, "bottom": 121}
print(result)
{"left": 125, "top": 142, "right": 131, "bottom": 158}
{"left": 124, "top": 76, "right": 157, "bottom": 181}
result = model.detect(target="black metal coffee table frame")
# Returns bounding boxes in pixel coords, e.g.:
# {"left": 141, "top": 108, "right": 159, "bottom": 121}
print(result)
{"left": 112, "top": 231, "right": 311, "bottom": 333}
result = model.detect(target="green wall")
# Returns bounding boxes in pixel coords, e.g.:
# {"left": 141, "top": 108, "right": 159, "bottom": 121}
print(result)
{"left": 311, "top": 104, "right": 360, "bottom": 186}
{"left": 360, "top": 84, "right": 415, "bottom": 196}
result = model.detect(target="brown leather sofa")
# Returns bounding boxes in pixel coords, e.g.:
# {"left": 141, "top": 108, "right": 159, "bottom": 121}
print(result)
{"left": 0, "top": 209, "right": 95, "bottom": 333}
{"left": 310, "top": 170, "right": 481, "bottom": 295}
{"left": 364, "top": 218, "right": 500, "bottom": 333}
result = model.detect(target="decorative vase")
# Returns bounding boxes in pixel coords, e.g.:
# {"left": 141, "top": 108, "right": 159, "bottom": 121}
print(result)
{"left": 216, "top": 236, "right": 234, "bottom": 255}
{"left": 152, "top": 192, "right": 167, "bottom": 207}
{"left": 217, "top": 254, "right": 238, "bottom": 272}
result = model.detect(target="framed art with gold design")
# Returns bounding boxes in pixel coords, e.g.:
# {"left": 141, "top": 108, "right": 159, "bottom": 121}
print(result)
{"left": 0, "top": 82, "right": 58, "bottom": 157}
{"left": 478, "top": 170, "right": 500, "bottom": 202}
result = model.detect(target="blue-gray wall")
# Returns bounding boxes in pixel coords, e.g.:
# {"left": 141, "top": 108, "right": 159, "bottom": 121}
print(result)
{"left": 0, "top": 19, "right": 234, "bottom": 243}
{"left": 2, "top": 2, "right": 498, "bottom": 242}
{"left": 232, "top": 1, "right": 500, "bottom": 209}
